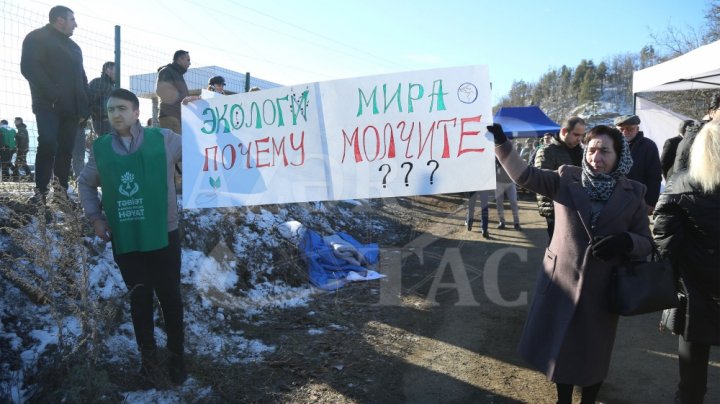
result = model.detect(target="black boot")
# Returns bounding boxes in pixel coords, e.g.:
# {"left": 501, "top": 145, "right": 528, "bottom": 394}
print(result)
{"left": 168, "top": 352, "right": 187, "bottom": 385}
{"left": 28, "top": 188, "right": 47, "bottom": 206}
{"left": 675, "top": 389, "right": 705, "bottom": 404}
{"left": 138, "top": 348, "right": 161, "bottom": 387}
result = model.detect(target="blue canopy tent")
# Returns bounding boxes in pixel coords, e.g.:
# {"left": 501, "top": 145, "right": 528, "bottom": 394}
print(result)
{"left": 493, "top": 106, "right": 560, "bottom": 138}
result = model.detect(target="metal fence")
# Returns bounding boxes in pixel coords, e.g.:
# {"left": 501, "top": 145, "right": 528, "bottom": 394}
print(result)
{"left": 0, "top": 0, "right": 279, "bottom": 180}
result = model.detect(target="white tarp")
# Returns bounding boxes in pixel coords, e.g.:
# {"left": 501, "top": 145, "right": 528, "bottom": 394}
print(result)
{"left": 635, "top": 96, "right": 694, "bottom": 151}
{"left": 181, "top": 65, "right": 495, "bottom": 208}
{"left": 633, "top": 40, "right": 720, "bottom": 93}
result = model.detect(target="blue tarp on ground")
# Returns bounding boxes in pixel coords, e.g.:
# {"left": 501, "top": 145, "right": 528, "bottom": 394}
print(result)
{"left": 493, "top": 106, "right": 561, "bottom": 138}
{"left": 300, "top": 230, "right": 379, "bottom": 290}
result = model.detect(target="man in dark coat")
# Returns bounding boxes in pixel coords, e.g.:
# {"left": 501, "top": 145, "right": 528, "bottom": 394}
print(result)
{"left": 614, "top": 115, "right": 661, "bottom": 214}
{"left": 155, "top": 50, "right": 197, "bottom": 135}
{"left": 661, "top": 119, "right": 694, "bottom": 181}
{"left": 671, "top": 93, "right": 719, "bottom": 177}
{"left": 20, "top": 5, "right": 89, "bottom": 201}
{"left": 88, "top": 61, "right": 116, "bottom": 136}
{"left": 534, "top": 116, "right": 585, "bottom": 241}
{"left": 13, "top": 117, "right": 32, "bottom": 179}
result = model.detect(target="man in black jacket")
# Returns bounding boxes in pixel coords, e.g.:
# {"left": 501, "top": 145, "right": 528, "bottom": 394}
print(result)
{"left": 21, "top": 5, "right": 89, "bottom": 201}
{"left": 672, "top": 93, "right": 719, "bottom": 177}
{"left": 14, "top": 117, "right": 32, "bottom": 180}
{"left": 88, "top": 61, "right": 116, "bottom": 136}
{"left": 155, "top": 50, "right": 197, "bottom": 135}
{"left": 614, "top": 115, "right": 661, "bottom": 214}
{"left": 660, "top": 119, "right": 694, "bottom": 181}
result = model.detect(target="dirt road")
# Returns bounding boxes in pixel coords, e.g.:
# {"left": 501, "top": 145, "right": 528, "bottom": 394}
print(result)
{"left": 197, "top": 193, "right": 720, "bottom": 403}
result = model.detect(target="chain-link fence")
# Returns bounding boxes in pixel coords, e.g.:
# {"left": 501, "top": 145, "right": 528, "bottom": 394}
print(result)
{"left": 3, "top": 1, "right": 113, "bottom": 168}
{"left": 0, "top": 0, "right": 281, "bottom": 183}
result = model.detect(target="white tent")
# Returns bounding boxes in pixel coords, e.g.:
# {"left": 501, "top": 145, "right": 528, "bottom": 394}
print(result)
{"left": 633, "top": 40, "right": 720, "bottom": 93}
{"left": 632, "top": 41, "right": 720, "bottom": 188}
{"left": 632, "top": 39, "right": 720, "bottom": 153}
{"left": 634, "top": 97, "right": 693, "bottom": 151}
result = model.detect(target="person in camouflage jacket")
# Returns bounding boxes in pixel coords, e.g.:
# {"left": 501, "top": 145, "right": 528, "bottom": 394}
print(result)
{"left": 534, "top": 116, "right": 585, "bottom": 241}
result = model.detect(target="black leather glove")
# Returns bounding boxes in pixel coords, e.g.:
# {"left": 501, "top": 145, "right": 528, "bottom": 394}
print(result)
{"left": 486, "top": 123, "right": 508, "bottom": 146}
{"left": 591, "top": 233, "right": 633, "bottom": 261}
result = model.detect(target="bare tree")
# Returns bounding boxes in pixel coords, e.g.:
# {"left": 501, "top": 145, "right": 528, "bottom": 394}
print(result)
{"left": 703, "top": 0, "right": 720, "bottom": 43}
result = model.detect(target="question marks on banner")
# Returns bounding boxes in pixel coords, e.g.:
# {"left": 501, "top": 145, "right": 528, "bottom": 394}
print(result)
{"left": 379, "top": 164, "right": 391, "bottom": 188}
{"left": 427, "top": 160, "right": 439, "bottom": 184}
{"left": 401, "top": 162, "right": 413, "bottom": 186}
{"left": 379, "top": 160, "right": 442, "bottom": 188}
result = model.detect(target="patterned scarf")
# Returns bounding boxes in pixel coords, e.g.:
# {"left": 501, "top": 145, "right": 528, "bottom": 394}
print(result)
{"left": 581, "top": 137, "right": 633, "bottom": 201}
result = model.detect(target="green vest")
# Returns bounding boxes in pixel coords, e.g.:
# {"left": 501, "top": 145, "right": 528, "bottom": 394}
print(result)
{"left": 0, "top": 127, "right": 16, "bottom": 149}
{"left": 94, "top": 128, "right": 168, "bottom": 255}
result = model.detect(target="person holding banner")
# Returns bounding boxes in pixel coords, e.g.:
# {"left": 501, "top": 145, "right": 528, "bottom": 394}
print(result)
{"left": 207, "top": 75, "right": 227, "bottom": 95}
{"left": 489, "top": 123, "right": 652, "bottom": 403}
{"left": 155, "top": 50, "right": 197, "bottom": 135}
{"left": 78, "top": 88, "right": 186, "bottom": 386}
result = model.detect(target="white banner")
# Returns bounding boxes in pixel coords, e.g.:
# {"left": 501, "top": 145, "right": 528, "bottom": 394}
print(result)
{"left": 182, "top": 65, "right": 496, "bottom": 209}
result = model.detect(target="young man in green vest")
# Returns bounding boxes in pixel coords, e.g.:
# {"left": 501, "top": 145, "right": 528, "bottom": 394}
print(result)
{"left": 77, "top": 88, "right": 186, "bottom": 385}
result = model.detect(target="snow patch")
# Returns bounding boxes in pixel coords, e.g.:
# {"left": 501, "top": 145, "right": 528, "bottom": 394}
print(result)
{"left": 182, "top": 250, "right": 238, "bottom": 293}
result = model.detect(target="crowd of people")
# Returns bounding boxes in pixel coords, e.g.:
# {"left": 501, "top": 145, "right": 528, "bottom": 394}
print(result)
{"left": 487, "top": 95, "right": 719, "bottom": 403}
{"left": 5, "top": 3, "right": 718, "bottom": 400}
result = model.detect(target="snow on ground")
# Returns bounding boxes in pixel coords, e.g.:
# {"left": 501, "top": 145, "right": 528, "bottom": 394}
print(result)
{"left": 0, "top": 199, "right": 387, "bottom": 402}
{"left": 122, "top": 378, "right": 213, "bottom": 403}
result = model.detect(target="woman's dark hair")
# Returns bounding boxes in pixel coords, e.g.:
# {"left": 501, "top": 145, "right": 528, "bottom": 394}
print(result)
{"left": 108, "top": 88, "right": 139, "bottom": 110}
{"left": 583, "top": 125, "right": 623, "bottom": 157}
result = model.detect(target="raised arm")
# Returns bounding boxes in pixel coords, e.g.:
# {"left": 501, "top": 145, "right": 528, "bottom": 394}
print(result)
{"left": 488, "top": 124, "right": 561, "bottom": 200}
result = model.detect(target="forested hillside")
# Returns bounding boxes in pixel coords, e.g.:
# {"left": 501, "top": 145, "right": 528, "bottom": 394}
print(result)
{"left": 494, "top": 0, "right": 719, "bottom": 125}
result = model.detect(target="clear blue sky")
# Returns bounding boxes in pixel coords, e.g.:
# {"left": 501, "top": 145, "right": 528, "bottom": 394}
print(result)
{"left": 15, "top": 0, "right": 714, "bottom": 103}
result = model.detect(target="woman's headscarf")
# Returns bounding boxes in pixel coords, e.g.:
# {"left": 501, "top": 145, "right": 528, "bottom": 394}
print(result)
{"left": 580, "top": 135, "right": 633, "bottom": 201}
